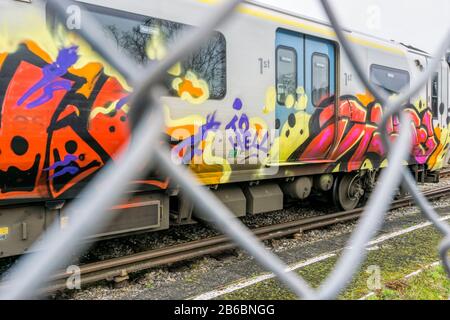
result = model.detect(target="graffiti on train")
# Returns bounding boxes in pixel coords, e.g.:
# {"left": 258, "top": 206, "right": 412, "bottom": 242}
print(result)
{"left": 0, "top": 41, "right": 131, "bottom": 200}
{"left": 275, "top": 93, "right": 450, "bottom": 173}
{"left": 0, "top": 20, "right": 449, "bottom": 202}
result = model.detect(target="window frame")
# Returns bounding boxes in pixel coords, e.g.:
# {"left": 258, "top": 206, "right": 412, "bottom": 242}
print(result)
{"left": 431, "top": 72, "right": 439, "bottom": 119}
{"left": 369, "top": 64, "right": 411, "bottom": 97}
{"left": 311, "top": 52, "right": 330, "bottom": 107}
{"left": 275, "top": 45, "right": 298, "bottom": 105}
{"left": 45, "top": 1, "right": 228, "bottom": 101}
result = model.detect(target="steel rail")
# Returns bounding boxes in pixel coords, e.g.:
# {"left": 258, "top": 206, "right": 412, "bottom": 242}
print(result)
{"left": 439, "top": 168, "right": 450, "bottom": 179}
{"left": 32, "top": 184, "right": 450, "bottom": 294}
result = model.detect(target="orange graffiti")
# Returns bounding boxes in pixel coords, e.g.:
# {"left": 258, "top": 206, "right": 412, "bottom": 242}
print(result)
{"left": 177, "top": 78, "right": 204, "bottom": 99}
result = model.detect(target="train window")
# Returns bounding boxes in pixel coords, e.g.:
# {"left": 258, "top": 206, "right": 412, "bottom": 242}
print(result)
{"left": 47, "top": 4, "right": 227, "bottom": 100}
{"left": 276, "top": 46, "right": 297, "bottom": 105}
{"left": 312, "top": 53, "right": 330, "bottom": 107}
{"left": 431, "top": 72, "right": 439, "bottom": 118}
{"left": 370, "top": 65, "right": 410, "bottom": 96}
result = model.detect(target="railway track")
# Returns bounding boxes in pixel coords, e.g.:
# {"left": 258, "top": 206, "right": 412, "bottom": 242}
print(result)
{"left": 38, "top": 183, "right": 450, "bottom": 294}
{"left": 439, "top": 168, "right": 450, "bottom": 179}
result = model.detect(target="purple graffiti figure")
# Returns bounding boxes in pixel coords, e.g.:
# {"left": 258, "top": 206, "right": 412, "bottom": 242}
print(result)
{"left": 226, "top": 99, "right": 270, "bottom": 158}
{"left": 172, "top": 112, "right": 221, "bottom": 164}
{"left": 116, "top": 95, "right": 130, "bottom": 110}
{"left": 17, "top": 46, "right": 79, "bottom": 109}
{"left": 226, "top": 112, "right": 251, "bottom": 151}
{"left": 44, "top": 154, "right": 80, "bottom": 180}
{"left": 232, "top": 98, "right": 243, "bottom": 111}
{"left": 48, "top": 167, "right": 80, "bottom": 180}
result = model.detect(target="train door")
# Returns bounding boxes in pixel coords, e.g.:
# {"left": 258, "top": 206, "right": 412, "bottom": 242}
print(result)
{"left": 300, "top": 35, "right": 336, "bottom": 160}
{"left": 275, "top": 29, "right": 305, "bottom": 163}
{"left": 274, "top": 30, "right": 336, "bottom": 163}
{"left": 305, "top": 36, "right": 336, "bottom": 112}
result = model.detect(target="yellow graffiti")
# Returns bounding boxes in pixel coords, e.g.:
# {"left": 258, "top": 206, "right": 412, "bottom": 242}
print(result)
{"left": 90, "top": 100, "right": 127, "bottom": 121}
{"left": 332, "top": 164, "right": 341, "bottom": 173}
{"left": 0, "top": 11, "right": 59, "bottom": 60}
{"left": 60, "top": 29, "right": 131, "bottom": 92}
{"left": 164, "top": 105, "right": 204, "bottom": 142}
{"left": 295, "top": 87, "right": 308, "bottom": 111}
{"left": 172, "top": 71, "right": 210, "bottom": 104}
{"left": 428, "top": 126, "right": 450, "bottom": 171}
{"left": 380, "top": 159, "right": 389, "bottom": 168}
{"left": 0, "top": 10, "right": 132, "bottom": 92}
{"left": 269, "top": 111, "right": 311, "bottom": 163}
{"left": 168, "top": 62, "right": 182, "bottom": 77}
{"left": 145, "top": 29, "right": 167, "bottom": 61}
{"left": 143, "top": 27, "right": 182, "bottom": 77}
{"left": 356, "top": 91, "right": 375, "bottom": 107}
{"left": 263, "top": 87, "right": 276, "bottom": 114}
{"left": 164, "top": 105, "right": 232, "bottom": 184}
{"left": 200, "top": 132, "right": 232, "bottom": 183}
{"left": 360, "top": 159, "right": 374, "bottom": 170}
{"left": 414, "top": 98, "right": 427, "bottom": 113}
{"left": 70, "top": 62, "right": 103, "bottom": 98}
{"left": 0, "top": 52, "right": 7, "bottom": 69}
{"left": 285, "top": 95, "right": 295, "bottom": 109}
{"left": 249, "top": 117, "right": 269, "bottom": 140}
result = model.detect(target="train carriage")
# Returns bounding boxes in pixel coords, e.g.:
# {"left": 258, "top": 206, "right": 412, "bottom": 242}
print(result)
{"left": 0, "top": 0, "right": 449, "bottom": 257}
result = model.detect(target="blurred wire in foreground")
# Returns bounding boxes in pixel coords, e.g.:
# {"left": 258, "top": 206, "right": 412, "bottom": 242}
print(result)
{"left": 0, "top": 0, "right": 449, "bottom": 300}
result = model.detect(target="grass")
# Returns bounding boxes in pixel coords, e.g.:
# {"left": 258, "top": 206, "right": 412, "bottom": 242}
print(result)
{"left": 145, "top": 280, "right": 155, "bottom": 289}
{"left": 369, "top": 265, "right": 450, "bottom": 300}
{"left": 219, "top": 225, "right": 449, "bottom": 300}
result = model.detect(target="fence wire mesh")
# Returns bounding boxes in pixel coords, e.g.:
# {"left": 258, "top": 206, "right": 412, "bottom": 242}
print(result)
{"left": 0, "top": 0, "right": 450, "bottom": 300}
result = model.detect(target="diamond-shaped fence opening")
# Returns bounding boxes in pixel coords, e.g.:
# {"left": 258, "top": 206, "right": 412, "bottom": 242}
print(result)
{"left": 0, "top": 0, "right": 449, "bottom": 300}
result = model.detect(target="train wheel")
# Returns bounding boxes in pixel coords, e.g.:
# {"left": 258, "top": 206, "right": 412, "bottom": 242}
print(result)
{"left": 333, "top": 173, "right": 365, "bottom": 211}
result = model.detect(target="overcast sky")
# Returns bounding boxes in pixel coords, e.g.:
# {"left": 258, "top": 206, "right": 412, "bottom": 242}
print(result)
{"left": 258, "top": 0, "right": 450, "bottom": 53}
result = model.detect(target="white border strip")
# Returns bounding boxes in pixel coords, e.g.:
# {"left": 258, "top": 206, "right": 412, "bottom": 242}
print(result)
{"left": 191, "top": 215, "right": 450, "bottom": 300}
{"left": 191, "top": 253, "right": 336, "bottom": 300}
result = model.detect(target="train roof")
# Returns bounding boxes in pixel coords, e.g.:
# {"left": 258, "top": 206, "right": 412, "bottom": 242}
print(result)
{"left": 246, "top": 0, "right": 431, "bottom": 55}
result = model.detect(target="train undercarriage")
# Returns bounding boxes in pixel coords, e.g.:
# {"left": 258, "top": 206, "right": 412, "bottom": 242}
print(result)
{"left": 0, "top": 164, "right": 440, "bottom": 259}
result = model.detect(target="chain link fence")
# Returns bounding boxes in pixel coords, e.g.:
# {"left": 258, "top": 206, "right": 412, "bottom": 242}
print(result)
{"left": 0, "top": 0, "right": 450, "bottom": 300}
